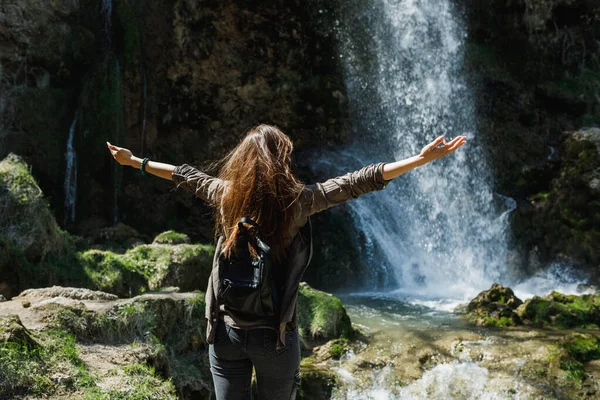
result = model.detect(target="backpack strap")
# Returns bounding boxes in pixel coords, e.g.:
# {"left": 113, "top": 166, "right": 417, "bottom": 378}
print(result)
{"left": 238, "top": 217, "right": 260, "bottom": 231}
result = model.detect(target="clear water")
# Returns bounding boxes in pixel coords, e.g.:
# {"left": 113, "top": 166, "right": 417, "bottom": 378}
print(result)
{"left": 333, "top": 294, "right": 562, "bottom": 399}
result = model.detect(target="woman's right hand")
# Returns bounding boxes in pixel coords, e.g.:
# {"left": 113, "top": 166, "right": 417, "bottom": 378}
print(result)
{"left": 107, "top": 142, "right": 135, "bottom": 167}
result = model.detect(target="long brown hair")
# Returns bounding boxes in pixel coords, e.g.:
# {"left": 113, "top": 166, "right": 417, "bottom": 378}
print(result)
{"left": 214, "top": 124, "right": 304, "bottom": 262}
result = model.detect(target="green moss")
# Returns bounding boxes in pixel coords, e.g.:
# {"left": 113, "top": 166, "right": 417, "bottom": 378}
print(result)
{"left": 563, "top": 334, "right": 600, "bottom": 363}
{"left": 297, "top": 361, "right": 338, "bottom": 400}
{"left": 0, "top": 327, "right": 96, "bottom": 398}
{"left": 484, "top": 316, "right": 515, "bottom": 327}
{"left": 152, "top": 230, "right": 191, "bottom": 245}
{"left": 559, "top": 358, "right": 585, "bottom": 382}
{"left": 519, "top": 294, "right": 600, "bottom": 329}
{"left": 296, "top": 283, "right": 354, "bottom": 341}
{"left": 76, "top": 249, "right": 147, "bottom": 297}
{"left": 49, "top": 293, "right": 207, "bottom": 347}
{"left": 328, "top": 339, "right": 350, "bottom": 359}
{"left": 82, "top": 362, "right": 177, "bottom": 400}
{"left": 549, "top": 334, "right": 600, "bottom": 383}
{"left": 0, "top": 154, "right": 67, "bottom": 261}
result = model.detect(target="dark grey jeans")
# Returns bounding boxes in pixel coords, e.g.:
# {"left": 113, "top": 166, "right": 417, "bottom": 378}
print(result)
{"left": 209, "top": 320, "right": 301, "bottom": 400}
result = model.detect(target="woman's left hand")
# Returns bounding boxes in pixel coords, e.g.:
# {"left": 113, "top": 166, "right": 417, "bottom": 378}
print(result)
{"left": 419, "top": 135, "right": 466, "bottom": 162}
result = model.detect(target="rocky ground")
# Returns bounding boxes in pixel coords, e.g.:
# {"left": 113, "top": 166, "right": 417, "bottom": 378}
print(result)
{"left": 0, "top": 283, "right": 354, "bottom": 400}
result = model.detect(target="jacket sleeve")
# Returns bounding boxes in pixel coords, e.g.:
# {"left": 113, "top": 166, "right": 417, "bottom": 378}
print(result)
{"left": 301, "top": 162, "right": 391, "bottom": 217}
{"left": 172, "top": 164, "right": 225, "bottom": 203}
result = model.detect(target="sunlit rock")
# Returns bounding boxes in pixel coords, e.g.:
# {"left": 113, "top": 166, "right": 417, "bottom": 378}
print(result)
{"left": 466, "top": 283, "right": 523, "bottom": 327}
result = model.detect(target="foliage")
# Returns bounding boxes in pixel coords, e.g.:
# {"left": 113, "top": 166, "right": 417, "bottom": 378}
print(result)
{"left": 0, "top": 326, "right": 96, "bottom": 398}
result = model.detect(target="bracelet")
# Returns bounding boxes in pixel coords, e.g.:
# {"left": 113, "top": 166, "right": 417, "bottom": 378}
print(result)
{"left": 140, "top": 157, "right": 150, "bottom": 175}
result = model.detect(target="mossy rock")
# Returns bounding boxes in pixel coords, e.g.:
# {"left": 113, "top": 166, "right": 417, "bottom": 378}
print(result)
{"left": 76, "top": 249, "right": 148, "bottom": 297}
{"left": 47, "top": 292, "right": 207, "bottom": 348}
{"left": 548, "top": 333, "right": 600, "bottom": 382}
{"left": 152, "top": 230, "right": 191, "bottom": 245}
{"left": 296, "top": 282, "right": 354, "bottom": 344}
{"left": 517, "top": 291, "right": 600, "bottom": 328}
{"left": 297, "top": 360, "right": 338, "bottom": 400}
{"left": 76, "top": 242, "right": 214, "bottom": 294}
{"left": 0, "top": 315, "right": 38, "bottom": 348}
{"left": 0, "top": 153, "right": 67, "bottom": 261}
{"left": 466, "top": 283, "right": 523, "bottom": 327}
{"left": 0, "top": 325, "right": 96, "bottom": 398}
{"left": 124, "top": 243, "right": 214, "bottom": 291}
{"left": 312, "top": 338, "right": 352, "bottom": 361}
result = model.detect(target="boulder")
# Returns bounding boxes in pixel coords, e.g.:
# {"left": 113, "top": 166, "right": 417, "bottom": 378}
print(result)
{"left": 466, "top": 283, "right": 523, "bottom": 327}
{"left": 0, "top": 153, "right": 66, "bottom": 262}
{"left": 152, "top": 231, "right": 191, "bottom": 245}
{"left": 296, "top": 282, "right": 354, "bottom": 344}
{"left": 75, "top": 249, "right": 148, "bottom": 297}
{"left": 517, "top": 291, "right": 600, "bottom": 328}
{"left": 297, "top": 360, "right": 338, "bottom": 400}
{"left": 72, "top": 242, "right": 213, "bottom": 298}
{"left": 123, "top": 243, "right": 214, "bottom": 292}
{"left": 0, "top": 315, "right": 38, "bottom": 347}
{"left": 18, "top": 286, "right": 118, "bottom": 302}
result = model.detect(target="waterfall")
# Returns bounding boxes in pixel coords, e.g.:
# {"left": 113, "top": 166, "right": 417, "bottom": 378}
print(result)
{"left": 102, "top": 0, "right": 112, "bottom": 47}
{"left": 318, "top": 0, "right": 515, "bottom": 301}
{"left": 64, "top": 117, "right": 77, "bottom": 225}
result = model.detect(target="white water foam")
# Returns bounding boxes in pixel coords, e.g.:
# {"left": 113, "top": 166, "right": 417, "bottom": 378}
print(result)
{"left": 335, "top": 362, "right": 543, "bottom": 400}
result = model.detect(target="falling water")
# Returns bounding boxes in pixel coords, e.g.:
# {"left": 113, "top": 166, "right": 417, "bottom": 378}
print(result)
{"left": 313, "top": 0, "right": 515, "bottom": 302}
{"left": 102, "top": 0, "right": 112, "bottom": 47}
{"left": 64, "top": 118, "right": 77, "bottom": 225}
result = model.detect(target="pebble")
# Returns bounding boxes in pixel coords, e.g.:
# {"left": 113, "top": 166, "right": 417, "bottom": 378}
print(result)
{"left": 21, "top": 299, "right": 31, "bottom": 308}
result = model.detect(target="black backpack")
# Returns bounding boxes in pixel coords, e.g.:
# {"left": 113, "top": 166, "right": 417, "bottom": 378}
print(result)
{"left": 217, "top": 217, "right": 280, "bottom": 319}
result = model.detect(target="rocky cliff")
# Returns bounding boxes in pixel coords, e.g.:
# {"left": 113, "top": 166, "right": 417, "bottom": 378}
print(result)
{"left": 462, "top": 0, "right": 600, "bottom": 278}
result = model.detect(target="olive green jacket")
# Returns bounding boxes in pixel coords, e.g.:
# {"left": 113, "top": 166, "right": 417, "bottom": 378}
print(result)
{"left": 172, "top": 162, "right": 390, "bottom": 348}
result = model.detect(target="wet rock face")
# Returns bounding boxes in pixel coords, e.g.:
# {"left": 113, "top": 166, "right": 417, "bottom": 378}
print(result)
{"left": 466, "top": 283, "right": 523, "bottom": 327}
{"left": 462, "top": 0, "right": 600, "bottom": 276}
{"left": 536, "top": 128, "right": 600, "bottom": 271}
{"left": 1, "top": 0, "right": 350, "bottom": 239}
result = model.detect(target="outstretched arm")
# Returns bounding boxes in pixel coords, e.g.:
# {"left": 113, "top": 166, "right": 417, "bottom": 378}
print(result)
{"left": 382, "top": 135, "right": 467, "bottom": 180}
{"left": 106, "top": 142, "right": 175, "bottom": 180}
{"left": 301, "top": 135, "right": 467, "bottom": 216}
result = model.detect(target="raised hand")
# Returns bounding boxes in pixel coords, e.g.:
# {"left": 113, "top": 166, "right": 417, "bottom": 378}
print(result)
{"left": 107, "top": 142, "right": 135, "bottom": 167}
{"left": 419, "top": 135, "right": 466, "bottom": 162}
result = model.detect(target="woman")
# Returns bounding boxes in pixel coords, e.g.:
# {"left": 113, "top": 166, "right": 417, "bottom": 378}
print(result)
{"left": 107, "top": 124, "right": 466, "bottom": 400}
